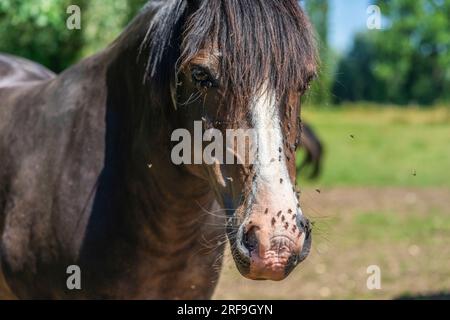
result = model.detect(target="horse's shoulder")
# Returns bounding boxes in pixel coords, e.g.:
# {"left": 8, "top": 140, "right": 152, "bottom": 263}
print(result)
{"left": 56, "top": 55, "right": 109, "bottom": 100}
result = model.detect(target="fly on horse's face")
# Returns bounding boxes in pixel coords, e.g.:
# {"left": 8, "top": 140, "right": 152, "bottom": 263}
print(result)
{"left": 170, "top": 0, "right": 317, "bottom": 281}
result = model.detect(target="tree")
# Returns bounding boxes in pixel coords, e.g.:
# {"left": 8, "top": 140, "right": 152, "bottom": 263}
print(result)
{"left": 304, "top": 0, "right": 332, "bottom": 105}
{"left": 0, "top": 0, "right": 148, "bottom": 70}
{"left": 333, "top": 0, "right": 450, "bottom": 105}
{"left": 81, "top": 0, "right": 147, "bottom": 56}
{"left": 0, "top": 0, "right": 86, "bottom": 72}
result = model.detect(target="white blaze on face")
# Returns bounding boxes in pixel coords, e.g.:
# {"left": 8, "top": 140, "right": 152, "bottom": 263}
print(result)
{"left": 251, "top": 85, "right": 302, "bottom": 215}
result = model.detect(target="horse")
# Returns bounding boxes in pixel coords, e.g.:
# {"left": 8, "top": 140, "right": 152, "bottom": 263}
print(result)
{"left": 0, "top": 53, "right": 323, "bottom": 181}
{"left": 0, "top": 53, "right": 323, "bottom": 299}
{"left": 299, "top": 123, "right": 323, "bottom": 179}
{"left": 0, "top": 0, "right": 318, "bottom": 299}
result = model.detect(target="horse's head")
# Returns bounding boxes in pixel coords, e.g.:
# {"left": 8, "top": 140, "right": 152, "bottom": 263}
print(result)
{"left": 147, "top": 0, "right": 317, "bottom": 281}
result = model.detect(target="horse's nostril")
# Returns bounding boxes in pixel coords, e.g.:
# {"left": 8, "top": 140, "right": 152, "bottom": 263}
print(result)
{"left": 243, "top": 226, "right": 259, "bottom": 253}
{"left": 296, "top": 215, "right": 312, "bottom": 238}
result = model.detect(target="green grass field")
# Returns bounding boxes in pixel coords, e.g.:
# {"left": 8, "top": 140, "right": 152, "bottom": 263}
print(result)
{"left": 298, "top": 105, "right": 450, "bottom": 187}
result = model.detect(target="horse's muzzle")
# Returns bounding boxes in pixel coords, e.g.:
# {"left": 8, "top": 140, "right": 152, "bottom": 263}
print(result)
{"left": 231, "top": 213, "right": 312, "bottom": 281}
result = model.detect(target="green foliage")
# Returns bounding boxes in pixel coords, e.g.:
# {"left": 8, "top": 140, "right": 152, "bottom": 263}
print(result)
{"left": 0, "top": 0, "right": 86, "bottom": 72}
{"left": 81, "top": 0, "right": 147, "bottom": 56}
{"left": 0, "top": 0, "right": 147, "bottom": 71}
{"left": 333, "top": 0, "right": 450, "bottom": 105}
{"left": 126, "top": 0, "right": 148, "bottom": 22}
{"left": 304, "top": 0, "right": 333, "bottom": 105}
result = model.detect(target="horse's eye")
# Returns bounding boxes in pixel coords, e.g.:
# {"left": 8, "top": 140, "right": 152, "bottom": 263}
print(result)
{"left": 192, "top": 68, "right": 209, "bottom": 81}
{"left": 299, "top": 74, "right": 316, "bottom": 94}
{"left": 191, "top": 67, "right": 216, "bottom": 88}
{"left": 305, "top": 74, "right": 317, "bottom": 90}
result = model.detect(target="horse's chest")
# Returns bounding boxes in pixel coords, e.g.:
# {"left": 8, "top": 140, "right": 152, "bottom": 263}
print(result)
{"left": 123, "top": 240, "right": 225, "bottom": 299}
{"left": 73, "top": 220, "right": 226, "bottom": 299}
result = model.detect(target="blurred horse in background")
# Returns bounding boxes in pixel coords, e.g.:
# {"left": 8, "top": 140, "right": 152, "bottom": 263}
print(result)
{"left": 299, "top": 123, "right": 323, "bottom": 179}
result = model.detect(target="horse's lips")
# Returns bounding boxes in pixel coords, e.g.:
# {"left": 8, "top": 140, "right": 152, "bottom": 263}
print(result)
{"left": 247, "top": 250, "right": 292, "bottom": 281}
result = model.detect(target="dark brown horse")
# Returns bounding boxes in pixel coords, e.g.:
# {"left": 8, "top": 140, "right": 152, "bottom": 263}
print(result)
{"left": 0, "top": 0, "right": 317, "bottom": 299}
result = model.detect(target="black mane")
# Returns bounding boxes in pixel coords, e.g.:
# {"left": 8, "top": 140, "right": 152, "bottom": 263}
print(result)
{"left": 143, "top": 0, "right": 318, "bottom": 105}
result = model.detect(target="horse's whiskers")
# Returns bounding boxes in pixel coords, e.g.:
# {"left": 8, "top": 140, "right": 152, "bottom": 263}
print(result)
{"left": 179, "top": 90, "right": 203, "bottom": 106}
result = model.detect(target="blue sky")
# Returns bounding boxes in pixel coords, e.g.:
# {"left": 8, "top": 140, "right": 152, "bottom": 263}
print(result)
{"left": 328, "top": 0, "right": 371, "bottom": 52}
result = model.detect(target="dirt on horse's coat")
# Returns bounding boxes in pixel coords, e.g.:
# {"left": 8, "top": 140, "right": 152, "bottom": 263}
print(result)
{"left": 0, "top": 0, "right": 317, "bottom": 299}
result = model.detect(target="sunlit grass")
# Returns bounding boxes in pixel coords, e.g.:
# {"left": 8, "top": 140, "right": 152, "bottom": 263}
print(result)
{"left": 351, "top": 210, "right": 450, "bottom": 243}
{"left": 298, "top": 105, "right": 450, "bottom": 187}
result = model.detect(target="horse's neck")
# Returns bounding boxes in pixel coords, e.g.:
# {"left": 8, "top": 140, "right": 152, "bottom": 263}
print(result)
{"left": 99, "top": 4, "right": 217, "bottom": 241}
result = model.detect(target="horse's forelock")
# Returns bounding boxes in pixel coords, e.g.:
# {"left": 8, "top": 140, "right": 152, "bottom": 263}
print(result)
{"left": 143, "top": 0, "right": 188, "bottom": 79}
{"left": 180, "top": 0, "right": 318, "bottom": 106}
{"left": 144, "top": 0, "right": 318, "bottom": 109}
